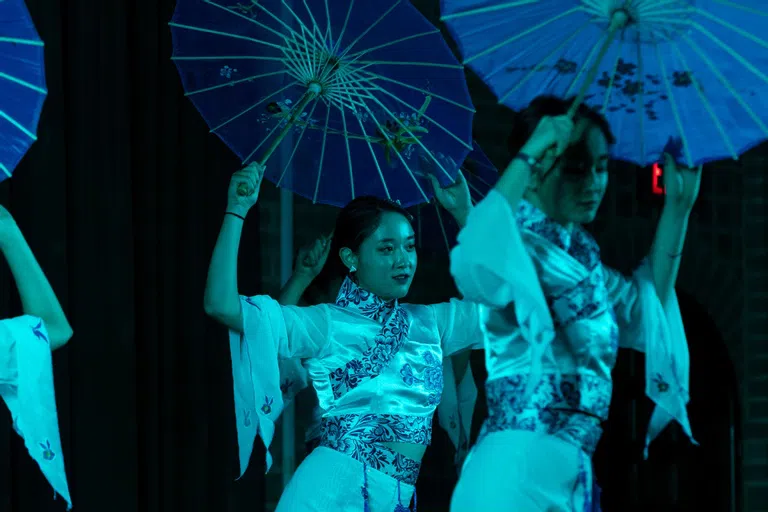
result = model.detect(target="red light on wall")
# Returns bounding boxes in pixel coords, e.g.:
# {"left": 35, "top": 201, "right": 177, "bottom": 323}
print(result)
{"left": 652, "top": 163, "right": 665, "bottom": 195}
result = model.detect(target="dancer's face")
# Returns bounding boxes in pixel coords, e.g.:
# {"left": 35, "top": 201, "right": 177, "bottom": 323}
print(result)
{"left": 532, "top": 124, "right": 609, "bottom": 226}
{"left": 342, "top": 212, "right": 417, "bottom": 301}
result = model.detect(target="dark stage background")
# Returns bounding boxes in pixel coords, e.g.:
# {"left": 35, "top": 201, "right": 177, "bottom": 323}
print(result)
{"left": 0, "top": 0, "right": 269, "bottom": 510}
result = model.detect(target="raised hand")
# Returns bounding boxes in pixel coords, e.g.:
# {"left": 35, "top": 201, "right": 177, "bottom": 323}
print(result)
{"left": 0, "top": 205, "right": 20, "bottom": 249}
{"left": 663, "top": 153, "right": 702, "bottom": 214}
{"left": 294, "top": 234, "right": 332, "bottom": 281}
{"left": 519, "top": 115, "right": 577, "bottom": 178}
{"left": 428, "top": 170, "right": 472, "bottom": 225}
{"left": 227, "top": 162, "right": 265, "bottom": 217}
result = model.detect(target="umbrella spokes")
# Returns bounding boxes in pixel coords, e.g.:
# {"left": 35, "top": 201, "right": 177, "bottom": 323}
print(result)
{"left": 171, "top": 0, "right": 475, "bottom": 207}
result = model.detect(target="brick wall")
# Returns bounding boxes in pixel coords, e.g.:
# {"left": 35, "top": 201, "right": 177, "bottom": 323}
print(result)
{"left": 741, "top": 150, "right": 768, "bottom": 510}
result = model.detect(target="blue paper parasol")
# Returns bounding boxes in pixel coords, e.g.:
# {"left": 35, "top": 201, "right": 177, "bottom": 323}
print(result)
{"left": 441, "top": 0, "right": 768, "bottom": 167}
{"left": 410, "top": 140, "right": 498, "bottom": 254}
{"left": 170, "top": 0, "right": 475, "bottom": 208}
{"left": 0, "top": 0, "right": 47, "bottom": 181}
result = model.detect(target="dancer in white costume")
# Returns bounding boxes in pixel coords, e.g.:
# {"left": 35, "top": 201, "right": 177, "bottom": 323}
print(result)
{"left": 0, "top": 204, "right": 73, "bottom": 509}
{"left": 205, "top": 162, "right": 481, "bottom": 511}
{"left": 279, "top": 235, "right": 478, "bottom": 467}
{"left": 449, "top": 96, "right": 700, "bottom": 511}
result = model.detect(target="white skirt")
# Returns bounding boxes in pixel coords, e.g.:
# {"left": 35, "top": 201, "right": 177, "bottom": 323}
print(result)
{"left": 451, "top": 430, "right": 594, "bottom": 512}
{"left": 276, "top": 447, "right": 416, "bottom": 512}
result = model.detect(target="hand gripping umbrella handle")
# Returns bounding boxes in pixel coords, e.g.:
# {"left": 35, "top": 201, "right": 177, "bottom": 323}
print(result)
{"left": 567, "top": 8, "right": 630, "bottom": 119}
{"left": 236, "top": 84, "right": 322, "bottom": 197}
{"left": 237, "top": 182, "right": 251, "bottom": 197}
{"left": 236, "top": 156, "right": 267, "bottom": 197}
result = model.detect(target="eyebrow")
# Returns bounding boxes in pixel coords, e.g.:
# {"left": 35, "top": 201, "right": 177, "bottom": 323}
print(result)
{"left": 379, "top": 235, "right": 416, "bottom": 243}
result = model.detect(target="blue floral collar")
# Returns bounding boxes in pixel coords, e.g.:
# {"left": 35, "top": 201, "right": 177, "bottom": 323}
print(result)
{"left": 335, "top": 276, "right": 397, "bottom": 324}
{"left": 515, "top": 199, "right": 600, "bottom": 270}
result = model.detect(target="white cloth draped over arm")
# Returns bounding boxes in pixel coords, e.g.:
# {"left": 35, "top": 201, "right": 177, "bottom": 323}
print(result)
{"left": 304, "top": 403, "right": 324, "bottom": 445}
{"left": 438, "top": 356, "right": 477, "bottom": 466}
{"left": 432, "top": 300, "right": 481, "bottom": 463}
{"left": 449, "top": 190, "right": 556, "bottom": 396}
{"left": 604, "top": 262, "right": 697, "bottom": 457}
{"left": 229, "top": 296, "right": 330, "bottom": 477}
{"left": 0, "top": 316, "right": 71, "bottom": 509}
{"left": 278, "top": 357, "right": 311, "bottom": 404}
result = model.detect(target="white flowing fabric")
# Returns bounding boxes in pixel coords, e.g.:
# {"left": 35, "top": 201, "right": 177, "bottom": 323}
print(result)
{"left": 229, "top": 292, "right": 482, "bottom": 477}
{"left": 275, "top": 447, "right": 414, "bottom": 512}
{"left": 450, "top": 190, "right": 696, "bottom": 455}
{"left": 0, "top": 316, "right": 72, "bottom": 509}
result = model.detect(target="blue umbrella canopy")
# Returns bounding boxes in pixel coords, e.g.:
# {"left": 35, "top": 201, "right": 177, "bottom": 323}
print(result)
{"left": 0, "top": 0, "right": 47, "bottom": 181}
{"left": 410, "top": 140, "right": 499, "bottom": 254}
{"left": 441, "top": 0, "right": 768, "bottom": 167}
{"left": 170, "top": 0, "right": 475, "bottom": 207}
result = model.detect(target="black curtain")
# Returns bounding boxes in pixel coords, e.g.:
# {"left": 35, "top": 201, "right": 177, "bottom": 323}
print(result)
{"left": 0, "top": 0, "right": 268, "bottom": 510}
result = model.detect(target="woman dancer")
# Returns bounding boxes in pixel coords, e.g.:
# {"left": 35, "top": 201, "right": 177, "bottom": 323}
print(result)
{"left": 449, "top": 96, "right": 700, "bottom": 511}
{"left": 0, "top": 205, "right": 73, "bottom": 509}
{"left": 280, "top": 235, "right": 478, "bottom": 465}
{"left": 204, "top": 162, "right": 482, "bottom": 511}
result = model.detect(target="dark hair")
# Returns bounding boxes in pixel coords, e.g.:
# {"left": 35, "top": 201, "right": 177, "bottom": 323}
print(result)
{"left": 506, "top": 95, "right": 616, "bottom": 159}
{"left": 311, "top": 196, "right": 413, "bottom": 294}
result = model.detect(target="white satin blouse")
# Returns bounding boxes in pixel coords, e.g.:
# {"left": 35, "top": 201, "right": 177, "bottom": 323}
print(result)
{"left": 450, "top": 190, "right": 696, "bottom": 456}
{"left": 229, "top": 277, "right": 482, "bottom": 475}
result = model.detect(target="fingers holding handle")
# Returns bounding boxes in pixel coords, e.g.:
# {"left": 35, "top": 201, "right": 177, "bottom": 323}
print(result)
{"left": 520, "top": 115, "right": 575, "bottom": 164}
{"left": 237, "top": 182, "right": 252, "bottom": 197}
{"left": 227, "top": 162, "right": 266, "bottom": 214}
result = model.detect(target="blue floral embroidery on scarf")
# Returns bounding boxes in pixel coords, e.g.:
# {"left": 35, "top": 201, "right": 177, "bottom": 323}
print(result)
{"left": 400, "top": 352, "right": 443, "bottom": 406}
{"left": 321, "top": 413, "right": 427, "bottom": 485}
{"left": 516, "top": 200, "right": 616, "bottom": 330}
{"left": 329, "top": 278, "right": 410, "bottom": 399}
{"left": 652, "top": 373, "right": 670, "bottom": 393}
{"left": 335, "top": 277, "right": 395, "bottom": 323}
{"left": 31, "top": 320, "right": 48, "bottom": 343}
{"left": 40, "top": 440, "right": 56, "bottom": 461}
{"left": 322, "top": 413, "right": 432, "bottom": 446}
{"left": 261, "top": 396, "right": 274, "bottom": 415}
{"left": 549, "top": 267, "right": 610, "bottom": 328}
{"left": 482, "top": 374, "right": 610, "bottom": 456}
{"left": 243, "top": 410, "right": 252, "bottom": 427}
{"left": 516, "top": 200, "right": 601, "bottom": 271}
{"left": 280, "top": 379, "right": 294, "bottom": 396}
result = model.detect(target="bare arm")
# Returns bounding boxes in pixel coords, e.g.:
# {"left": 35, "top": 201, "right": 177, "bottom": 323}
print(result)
{"left": 495, "top": 158, "right": 533, "bottom": 209}
{"left": 277, "top": 235, "right": 331, "bottom": 306}
{"left": 648, "top": 207, "right": 688, "bottom": 308}
{"left": 203, "top": 213, "right": 248, "bottom": 331}
{"left": 0, "top": 212, "right": 72, "bottom": 350}
{"left": 495, "top": 115, "right": 574, "bottom": 209}
{"left": 278, "top": 274, "right": 312, "bottom": 306}
{"left": 203, "top": 162, "right": 266, "bottom": 332}
{"left": 648, "top": 156, "right": 702, "bottom": 308}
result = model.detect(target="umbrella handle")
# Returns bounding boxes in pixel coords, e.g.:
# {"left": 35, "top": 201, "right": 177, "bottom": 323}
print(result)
{"left": 567, "top": 8, "right": 630, "bottom": 119}
{"left": 237, "top": 84, "right": 322, "bottom": 196}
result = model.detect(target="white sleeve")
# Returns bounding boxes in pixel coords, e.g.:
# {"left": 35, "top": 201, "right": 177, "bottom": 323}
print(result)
{"left": 436, "top": 356, "right": 477, "bottom": 468}
{"left": 603, "top": 261, "right": 697, "bottom": 456}
{"left": 450, "top": 190, "right": 555, "bottom": 348}
{"left": 228, "top": 296, "right": 330, "bottom": 477}
{"left": 433, "top": 299, "right": 483, "bottom": 356}
{"left": 0, "top": 316, "right": 72, "bottom": 509}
